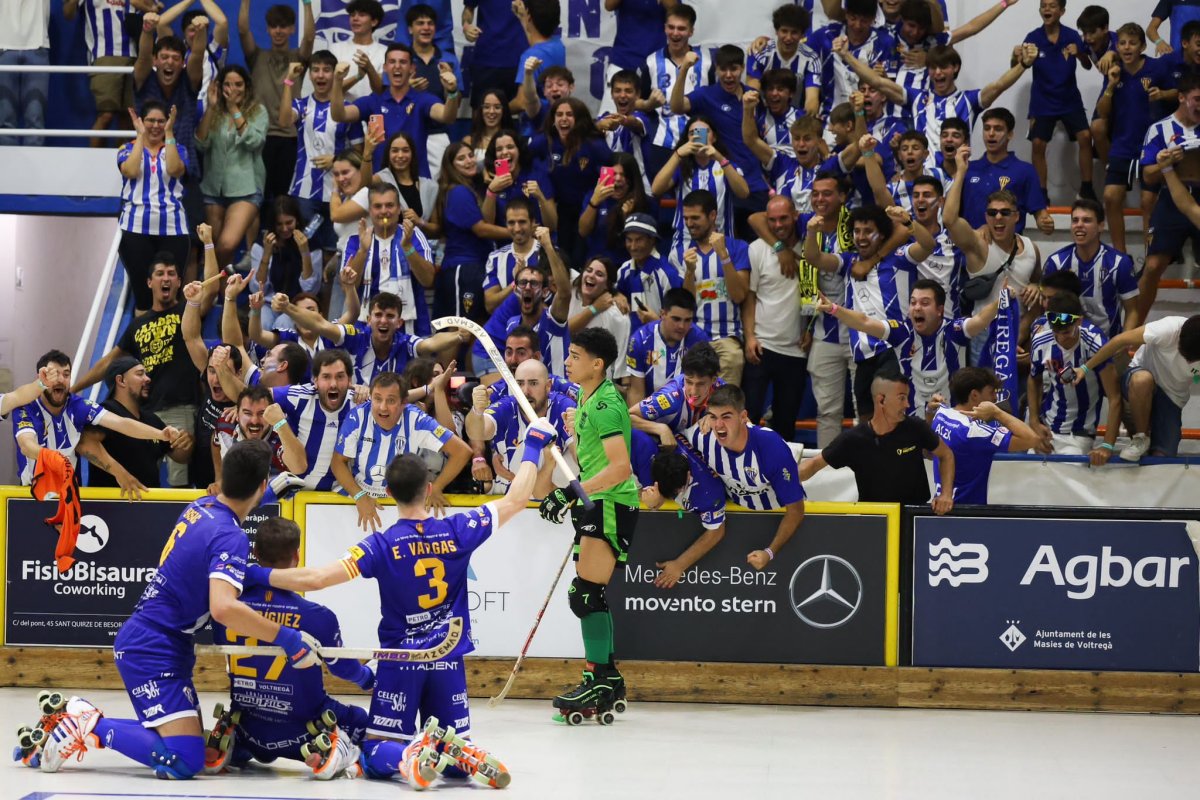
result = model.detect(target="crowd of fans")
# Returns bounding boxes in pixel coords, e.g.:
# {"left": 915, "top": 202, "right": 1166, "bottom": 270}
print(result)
{"left": 3, "top": 0, "right": 1200, "bottom": 520}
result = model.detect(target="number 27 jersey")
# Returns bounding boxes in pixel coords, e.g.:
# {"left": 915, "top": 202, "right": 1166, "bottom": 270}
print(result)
{"left": 340, "top": 504, "right": 499, "bottom": 658}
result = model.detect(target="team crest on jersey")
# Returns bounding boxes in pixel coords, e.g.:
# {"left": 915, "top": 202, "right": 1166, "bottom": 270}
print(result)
{"left": 265, "top": 590, "right": 273, "bottom": 602}
{"left": 888, "top": 319, "right": 900, "bottom": 328}
{"left": 579, "top": 157, "right": 589, "bottom": 171}
{"left": 1142, "top": 77, "right": 1152, "bottom": 91}
{"left": 998, "top": 176, "right": 1011, "bottom": 190}
{"left": 649, "top": 348, "right": 663, "bottom": 365}
{"left": 744, "top": 467, "right": 758, "bottom": 482}
{"left": 656, "top": 394, "right": 672, "bottom": 410}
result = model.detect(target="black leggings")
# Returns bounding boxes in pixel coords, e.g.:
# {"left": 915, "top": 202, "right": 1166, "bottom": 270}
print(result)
{"left": 118, "top": 231, "right": 191, "bottom": 311}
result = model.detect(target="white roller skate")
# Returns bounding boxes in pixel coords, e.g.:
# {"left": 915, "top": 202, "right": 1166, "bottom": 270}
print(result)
{"left": 13, "top": 690, "right": 69, "bottom": 768}
{"left": 203, "top": 702, "right": 242, "bottom": 775}
{"left": 39, "top": 697, "right": 103, "bottom": 773}
{"left": 440, "top": 733, "right": 512, "bottom": 789}
{"left": 303, "top": 718, "right": 362, "bottom": 781}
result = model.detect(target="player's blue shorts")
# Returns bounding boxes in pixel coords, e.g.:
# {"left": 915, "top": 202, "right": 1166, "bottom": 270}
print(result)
{"left": 235, "top": 698, "right": 370, "bottom": 763}
{"left": 112, "top": 616, "right": 201, "bottom": 728}
{"left": 366, "top": 657, "right": 470, "bottom": 741}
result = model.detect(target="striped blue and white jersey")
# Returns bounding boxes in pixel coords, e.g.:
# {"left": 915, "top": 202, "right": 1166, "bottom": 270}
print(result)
{"left": 1042, "top": 243, "right": 1139, "bottom": 339}
{"left": 290, "top": 96, "right": 352, "bottom": 201}
{"left": 1029, "top": 321, "right": 1110, "bottom": 436}
{"left": 845, "top": 247, "right": 917, "bottom": 361}
{"left": 887, "top": 166, "right": 951, "bottom": 213}
{"left": 645, "top": 47, "right": 711, "bottom": 149}
{"left": 192, "top": 40, "right": 227, "bottom": 117}
{"left": 482, "top": 243, "right": 541, "bottom": 292}
{"left": 483, "top": 391, "right": 575, "bottom": 473}
{"left": 487, "top": 374, "right": 579, "bottom": 403}
{"left": 1140, "top": 113, "right": 1200, "bottom": 168}
{"left": 769, "top": 150, "right": 827, "bottom": 214}
{"left": 882, "top": 316, "right": 970, "bottom": 411}
{"left": 810, "top": 24, "right": 897, "bottom": 115}
{"left": 747, "top": 39, "right": 821, "bottom": 93}
{"left": 668, "top": 160, "right": 739, "bottom": 251}
{"left": 118, "top": 142, "right": 190, "bottom": 237}
{"left": 931, "top": 405, "right": 1011, "bottom": 505}
{"left": 668, "top": 237, "right": 752, "bottom": 340}
{"left": 905, "top": 86, "right": 984, "bottom": 153}
{"left": 687, "top": 423, "right": 806, "bottom": 511}
{"left": 502, "top": 309, "right": 570, "bottom": 376}
{"left": 335, "top": 402, "right": 453, "bottom": 496}
{"left": 626, "top": 321, "right": 710, "bottom": 395}
{"left": 272, "top": 383, "right": 356, "bottom": 490}
{"left": 756, "top": 105, "right": 797, "bottom": 148}
{"left": 916, "top": 225, "right": 967, "bottom": 319}
{"left": 324, "top": 322, "right": 425, "bottom": 386}
{"left": 615, "top": 253, "right": 683, "bottom": 331}
{"left": 12, "top": 396, "right": 107, "bottom": 485}
{"left": 81, "top": 0, "right": 135, "bottom": 62}
{"left": 341, "top": 232, "right": 433, "bottom": 335}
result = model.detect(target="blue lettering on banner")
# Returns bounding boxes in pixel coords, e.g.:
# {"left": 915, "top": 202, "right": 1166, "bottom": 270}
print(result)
{"left": 591, "top": 46, "right": 614, "bottom": 100}
{"left": 568, "top": 0, "right": 601, "bottom": 38}
{"left": 912, "top": 516, "right": 1200, "bottom": 672}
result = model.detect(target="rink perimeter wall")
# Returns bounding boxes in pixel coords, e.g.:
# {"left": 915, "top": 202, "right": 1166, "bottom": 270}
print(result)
{"left": 0, "top": 487, "right": 1198, "bottom": 714}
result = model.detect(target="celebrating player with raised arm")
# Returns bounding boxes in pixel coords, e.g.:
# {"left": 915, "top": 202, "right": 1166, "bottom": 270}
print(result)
{"left": 240, "top": 418, "right": 561, "bottom": 790}
{"left": 538, "top": 327, "right": 640, "bottom": 725}
{"left": 29, "top": 440, "right": 321, "bottom": 779}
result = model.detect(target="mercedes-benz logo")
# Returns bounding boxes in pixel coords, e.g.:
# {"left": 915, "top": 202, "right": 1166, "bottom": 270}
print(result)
{"left": 77, "top": 514, "right": 109, "bottom": 554}
{"left": 788, "top": 555, "right": 863, "bottom": 629}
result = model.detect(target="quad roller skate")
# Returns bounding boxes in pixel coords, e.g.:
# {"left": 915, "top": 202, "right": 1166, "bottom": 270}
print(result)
{"left": 552, "top": 664, "right": 624, "bottom": 726}
{"left": 38, "top": 697, "right": 103, "bottom": 773}
{"left": 439, "top": 732, "right": 511, "bottom": 789}
{"left": 13, "top": 690, "right": 68, "bottom": 768}
{"left": 203, "top": 703, "right": 242, "bottom": 774}
{"left": 302, "top": 716, "right": 362, "bottom": 781}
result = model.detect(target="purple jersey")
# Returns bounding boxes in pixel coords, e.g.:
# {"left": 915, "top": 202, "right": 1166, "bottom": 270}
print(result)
{"left": 341, "top": 504, "right": 500, "bottom": 657}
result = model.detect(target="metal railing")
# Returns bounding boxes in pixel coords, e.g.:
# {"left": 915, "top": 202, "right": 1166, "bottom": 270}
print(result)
{"left": 0, "top": 64, "right": 136, "bottom": 139}
{"left": 74, "top": 229, "right": 129, "bottom": 405}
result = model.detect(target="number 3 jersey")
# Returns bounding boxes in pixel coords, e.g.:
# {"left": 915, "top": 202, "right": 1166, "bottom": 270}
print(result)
{"left": 340, "top": 504, "right": 500, "bottom": 658}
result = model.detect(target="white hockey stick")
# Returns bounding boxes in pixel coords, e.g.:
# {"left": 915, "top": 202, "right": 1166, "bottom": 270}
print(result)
{"left": 488, "top": 541, "right": 574, "bottom": 707}
{"left": 433, "top": 314, "right": 593, "bottom": 509}
{"left": 196, "top": 617, "right": 463, "bottom": 663}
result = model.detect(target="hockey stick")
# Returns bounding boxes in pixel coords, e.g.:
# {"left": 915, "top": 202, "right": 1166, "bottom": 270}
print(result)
{"left": 196, "top": 617, "right": 463, "bottom": 664}
{"left": 488, "top": 541, "right": 575, "bottom": 707}
{"left": 432, "top": 315, "right": 593, "bottom": 510}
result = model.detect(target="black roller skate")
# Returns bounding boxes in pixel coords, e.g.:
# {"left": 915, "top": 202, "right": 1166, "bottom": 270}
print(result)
{"left": 203, "top": 703, "right": 242, "bottom": 775}
{"left": 552, "top": 663, "right": 620, "bottom": 726}
{"left": 13, "top": 690, "right": 68, "bottom": 768}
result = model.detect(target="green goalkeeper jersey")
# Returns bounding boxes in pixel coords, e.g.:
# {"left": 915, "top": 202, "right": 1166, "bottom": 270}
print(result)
{"left": 575, "top": 379, "right": 639, "bottom": 506}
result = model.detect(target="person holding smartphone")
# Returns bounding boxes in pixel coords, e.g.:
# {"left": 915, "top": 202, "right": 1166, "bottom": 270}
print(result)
{"left": 579, "top": 154, "right": 652, "bottom": 264}
{"left": 651, "top": 116, "right": 750, "bottom": 253}
{"left": 481, "top": 129, "right": 559, "bottom": 231}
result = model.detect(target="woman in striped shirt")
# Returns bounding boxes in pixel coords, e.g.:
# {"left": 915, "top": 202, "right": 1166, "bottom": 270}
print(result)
{"left": 117, "top": 101, "right": 191, "bottom": 315}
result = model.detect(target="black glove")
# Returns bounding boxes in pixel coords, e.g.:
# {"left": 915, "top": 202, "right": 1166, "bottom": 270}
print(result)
{"left": 538, "top": 483, "right": 580, "bottom": 524}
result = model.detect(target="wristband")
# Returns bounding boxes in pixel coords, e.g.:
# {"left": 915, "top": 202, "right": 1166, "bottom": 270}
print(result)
{"left": 1154, "top": 37, "right": 1166, "bottom": 46}
{"left": 165, "top": 137, "right": 176, "bottom": 145}
{"left": 143, "top": 20, "right": 154, "bottom": 32}
{"left": 486, "top": 189, "right": 497, "bottom": 199}
{"left": 244, "top": 563, "right": 273, "bottom": 589}
{"left": 37, "top": 380, "right": 48, "bottom": 391}
{"left": 204, "top": 243, "right": 215, "bottom": 250}
{"left": 1000, "top": 0, "right": 1008, "bottom": 8}
{"left": 1080, "top": 364, "right": 1091, "bottom": 375}
{"left": 719, "top": 159, "right": 730, "bottom": 167}
{"left": 186, "top": 300, "right": 200, "bottom": 307}
{"left": 302, "top": 0, "right": 312, "bottom": 5}
{"left": 272, "top": 419, "right": 288, "bottom": 432}
{"left": 353, "top": 489, "right": 369, "bottom": 501}
{"left": 862, "top": 149, "right": 875, "bottom": 158}
{"left": 772, "top": 240, "right": 785, "bottom": 253}
{"left": 446, "top": 90, "right": 460, "bottom": 100}
{"left": 232, "top": 112, "right": 243, "bottom": 120}
{"left": 404, "top": 246, "right": 417, "bottom": 257}
{"left": 1162, "top": 165, "right": 1175, "bottom": 174}
{"left": 283, "top": 78, "right": 294, "bottom": 86}
{"left": 521, "top": 425, "right": 554, "bottom": 464}
{"left": 424, "top": 383, "right": 432, "bottom": 397}
{"left": 826, "top": 303, "right": 840, "bottom": 315}
{"left": 472, "top": 456, "right": 487, "bottom": 464}
{"left": 249, "top": 308, "right": 261, "bottom": 316}
{"left": 764, "top": 547, "right": 775, "bottom": 561}
{"left": 588, "top": 304, "right": 598, "bottom": 315}
{"left": 855, "top": 110, "right": 866, "bottom": 117}
{"left": 1099, "top": 442, "right": 1115, "bottom": 451}
{"left": 719, "top": 258, "right": 733, "bottom": 268}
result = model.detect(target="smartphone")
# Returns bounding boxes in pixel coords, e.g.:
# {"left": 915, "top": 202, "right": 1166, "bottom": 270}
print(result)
{"left": 368, "top": 114, "right": 384, "bottom": 138}
{"left": 450, "top": 375, "right": 466, "bottom": 390}
{"left": 494, "top": 158, "right": 511, "bottom": 177}
{"left": 692, "top": 127, "right": 709, "bottom": 146}
{"left": 599, "top": 166, "right": 616, "bottom": 187}
{"left": 634, "top": 297, "right": 648, "bottom": 312}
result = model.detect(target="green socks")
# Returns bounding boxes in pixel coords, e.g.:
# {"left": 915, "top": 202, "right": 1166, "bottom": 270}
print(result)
{"left": 580, "top": 611, "right": 613, "bottom": 665}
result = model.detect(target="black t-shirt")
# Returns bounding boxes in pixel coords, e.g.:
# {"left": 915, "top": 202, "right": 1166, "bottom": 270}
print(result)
{"left": 118, "top": 301, "right": 199, "bottom": 410}
{"left": 823, "top": 417, "right": 940, "bottom": 504}
{"left": 87, "top": 398, "right": 168, "bottom": 489}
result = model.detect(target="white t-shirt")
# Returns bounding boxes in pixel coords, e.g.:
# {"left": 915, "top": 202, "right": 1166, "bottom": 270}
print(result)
{"left": 568, "top": 293, "right": 631, "bottom": 380}
{"left": 977, "top": 235, "right": 1038, "bottom": 307}
{"left": 0, "top": 0, "right": 49, "bottom": 50}
{"left": 1131, "top": 316, "right": 1200, "bottom": 408}
{"left": 308, "top": 39, "right": 388, "bottom": 101}
{"left": 333, "top": 186, "right": 370, "bottom": 256}
{"left": 748, "top": 239, "right": 806, "bottom": 358}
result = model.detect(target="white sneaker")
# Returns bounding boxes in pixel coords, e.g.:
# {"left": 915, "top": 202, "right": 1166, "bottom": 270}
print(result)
{"left": 39, "top": 697, "right": 102, "bottom": 773}
{"left": 1120, "top": 433, "right": 1151, "bottom": 462}
{"left": 310, "top": 729, "right": 362, "bottom": 781}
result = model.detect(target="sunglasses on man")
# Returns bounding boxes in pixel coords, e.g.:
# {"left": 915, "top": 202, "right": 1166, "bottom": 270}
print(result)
{"left": 1047, "top": 312, "right": 1081, "bottom": 329}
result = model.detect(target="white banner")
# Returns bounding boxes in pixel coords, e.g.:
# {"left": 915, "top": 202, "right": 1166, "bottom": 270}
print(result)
{"left": 800, "top": 459, "right": 1200, "bottom": 509}
{"left": 303, "top": 503, "right": 584, "bottom": 658}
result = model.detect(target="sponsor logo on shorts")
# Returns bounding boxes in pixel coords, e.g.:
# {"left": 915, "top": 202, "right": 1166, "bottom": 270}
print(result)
{"left": 451, "top": 692, "right": 468, "bottom": 704}
{"left": 454, "top": 717, "right": 470, "bottom": 729}
{"left": 132, "top": 680, "right": 161, "bottom": 700}
{"left": 232, "top": 691, "right": 293, "bottom": 713}
{"left": 145, "top": 704, "right": 165, "bottom": 717}
{"left": 378, "top": 690, "right": 407, "bottom": 712}
{"left": 371, "top": 715, "right": 405, "bottom": 729}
